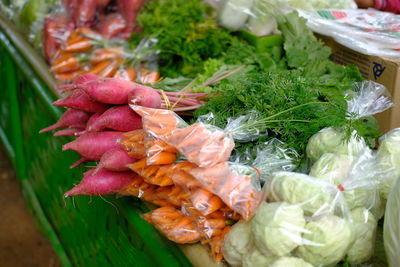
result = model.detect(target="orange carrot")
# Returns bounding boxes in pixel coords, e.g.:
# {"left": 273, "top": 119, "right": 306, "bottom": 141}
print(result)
{"left": 146, "top": 152, "right": 177, "bottom": 165}
{"left": 140, "top": 68, "right": 160, "bottom": 84}
{"left": 51, "top": 54, "right": 80, "bottom": 73}
{"left": 90, "top": 47, "right": 124, "bottom": 64}
{"left": 147, "top": 139, "right": 178, "bottom": 155}
{"left": 97, "top": 57, "right": 125, "bottom": 78}
{"left": 85, "top": 59, "right": 113, "bottom": 75}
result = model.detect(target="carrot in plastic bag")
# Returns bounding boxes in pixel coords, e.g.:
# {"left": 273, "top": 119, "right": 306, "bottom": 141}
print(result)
{"left": 130, "top": 106, "right": 188, "bottom": 137}
{"left": 147, "top": 139, "right": 178, "bottom": 156}
{"left": 146, "top": 206, "right": 202, "bottom": 244}
{"left": 190, "top": 162, "right": 263, "bottom": 220}
{"left": 97, "top": 58, "right": 125, "bottom": 78}
{"left": 90, "top": 47, "right": 124, "bottom": 64}
{"left": 51, "top": 53, "right": 80, "bottom": 73}
{"left": 164, "top": 122, "right": 234, "bottom": 168}
{"left": 114, "top": 66, "right": 137, "bottom": 81}
{"left": 85, "top": 60, "right": 113, "bottom": 75}
{"left": 128, "top": 159, "right": 173, "bottom": 186}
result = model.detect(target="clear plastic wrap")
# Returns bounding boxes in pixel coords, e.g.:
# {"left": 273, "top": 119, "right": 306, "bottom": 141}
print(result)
{"left": 306, "top": 127, "right": 367, "bottom": 163}
{"left": 384, "top": 177, "right": 400, "bottom": 267}
{"left": 376, "top": 128, "right": 400, "bottom": 200}
{"left": 299, "top": 9, "right": 400, "bottom": 57}
{"left": 190, "top": 162, "right": 264, "bottom": 220}
{"left": 214, "top": 0, "right": 356, "bottom": 36}
{"left": 345, "top": 81, "right": 394, "bottom": 120}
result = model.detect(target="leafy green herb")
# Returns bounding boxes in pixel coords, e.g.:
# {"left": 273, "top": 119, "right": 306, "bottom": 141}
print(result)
{"left": 131, "top": 0, "right": 236, "bottom": 78}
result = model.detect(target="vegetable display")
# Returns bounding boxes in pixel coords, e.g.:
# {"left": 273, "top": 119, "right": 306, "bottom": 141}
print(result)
{"left": 7, "top": 0, "right": 399, "bottom": 265}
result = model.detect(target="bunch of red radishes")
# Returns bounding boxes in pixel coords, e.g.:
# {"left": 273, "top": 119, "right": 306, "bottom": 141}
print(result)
{"left": 40, "top": 74, "right": 206, "bottom": 197}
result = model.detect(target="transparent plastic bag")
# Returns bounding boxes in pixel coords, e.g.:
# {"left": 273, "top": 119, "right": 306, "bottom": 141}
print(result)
{"left": 214, "top": 0, "right": 356, "bottom": 36}
{"left": 345, "top": 81, "right": 394, "bottom": 121}
{"left": 376, "top": 128, "right": 400, "bottom": 200}
{"left": 299, "top": 9, "right": 400, "bottom": 57}
{"left": 384, "top": 177, "right": 400, "bottom": 267}
{"left": 266, "top": 173, "right": 354, "bottom": 266}
{"left": 190, "top": 162, "right": 264, "bottom": 220}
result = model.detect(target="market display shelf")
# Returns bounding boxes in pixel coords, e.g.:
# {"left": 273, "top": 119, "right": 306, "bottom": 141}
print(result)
{"left": 0, "top": 14, "right": 193, "bottom": 267}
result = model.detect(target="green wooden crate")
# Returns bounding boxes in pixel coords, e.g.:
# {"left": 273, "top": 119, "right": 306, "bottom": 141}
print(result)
{"left": 0, "top": 14, "right": 192, "bottom": 267}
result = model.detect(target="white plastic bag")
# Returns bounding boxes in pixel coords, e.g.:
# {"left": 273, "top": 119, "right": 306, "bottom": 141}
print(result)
{"left": 384, "top": 177, "right": 400, "bottom": 267}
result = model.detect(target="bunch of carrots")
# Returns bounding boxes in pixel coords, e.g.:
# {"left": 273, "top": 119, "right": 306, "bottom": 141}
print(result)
{"left": 43, "top": 0, "right": 149, "bottom": 83}
{"left": 118, "top": 130, "right": 239, "bottom": 261}
{"left": 48, "top": 27, "right": 159, "bottom": 83}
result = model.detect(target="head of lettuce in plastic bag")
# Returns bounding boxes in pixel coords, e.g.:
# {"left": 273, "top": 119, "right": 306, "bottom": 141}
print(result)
{"left": 269, "top": 256, "right": 313, "bottom": 267}
{"left": 376, "top": 128, "right": 400, "bottom": 199}
{"left": 306, "top": 127, "right": 367, "bottom": 162}
{"left": 242, "top": 247, "right": 278, "bottom": 267}
{"left": 309, "top": 153, "right": 353, "bottom": 185}
{"left": 296, "top": 215, "right": 353, "bottom": 266}
{"left": 347, "top": 208, "right": 377, "bottom": 264}
{"left": 269, "top": 172, "right": 338, "bottom": 216}
{"left": 222, "top": 220, "right": 253, "bottom": 267}
{"left": 252, "top": 202, "right": 305, "bottom": 256}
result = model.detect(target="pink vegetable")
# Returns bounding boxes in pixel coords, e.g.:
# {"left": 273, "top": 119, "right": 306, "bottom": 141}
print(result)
{"left": 75, "top": 0, "right": 98, "bottom": 27}
{"left": 86, "top": 105, "right": 142, "bottom": 132}
{"left": 97, "top": 13, "right": 127, "bottom": 38}
{"left": 116, "top": 0, "right": 144, "bottom": 30}
{"left": 62, "top": 78, "right": 137, "bottom": 104}
{"left": 95, "top": 147, "right": 137, "bottom": 173}
{"left": 97, "top": 0, "right": 112, "bottom": 10}
{"left": 54, "top": 128, "right": 83, "bottom": 137}
{"left": 53, "top": 89, "right": 109, "bottom": 113}
{"left": 58, "top": 74, "right": 100, "bottom": 92}
{"left": 128, "top": 85, "right": 162, "bottom": 108}
{"left": 40, "top": 109, "right": 90, "bottom": 133}
{"left": 62, "top": 131, "right": 124, "bottom": 161}
{"left": 64, "top": 168, "right": 135, "bottom": 197}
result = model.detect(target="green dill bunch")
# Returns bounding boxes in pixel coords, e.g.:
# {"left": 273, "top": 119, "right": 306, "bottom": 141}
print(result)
{"left": 194, "top": 70, "right": 349, "bottom": 153}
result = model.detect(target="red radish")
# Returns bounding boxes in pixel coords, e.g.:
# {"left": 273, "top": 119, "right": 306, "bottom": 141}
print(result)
{"left": 54, "top": 128, "right": 83, "bottom": 137}
{"left": 86, "top": 105, "right": 142, "bottom": 132}
{"left": 75, "top": 0, "right": 98, "bottom": 27}
{"left": 97, "top": 13, "right": 127, "bottom": 38}
{"left": 58, "top": 74, "right": 100, "bottom": 92}
{"left": 64, "top": 168, "right": 135, "bottom": 197}
{"left": 53, "top": 89, "right": 109, "bottom": 113}
{"left": 97, "top": 0, "right": 112, "bottom": 10}
{"left": 40, "top": 109, "right": 90, "bottom": 133}
{"left": 75, "top": 112, "right": 102, "bottom": 135}
{"left": 128, "top": 85, "right": 162, "bottom": 108}
{"left": 70, "top": 157, "right": 89, "bottom": 168}
{"left": 95, "top": 147, "right": 137, "bottom": 173}
{"left": 63, "top": 131, "right": 124, "bottom": 161}
{"left": 116, "top": 0, "right": 144, "bottom": 30}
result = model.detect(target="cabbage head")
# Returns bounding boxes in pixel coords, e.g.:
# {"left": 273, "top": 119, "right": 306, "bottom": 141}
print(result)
{"left": 384, "top": 176, "right": 400, "bottom": 267}
{"left": 296, "top": 215, "right": 353, "bottom": 266}
{"left": 309, "top": 153, "right": 353, "bottom": 185}
{"left": 222, "top": 220, "right": 253, "bottom": 267}
{"left": 269, "top": 172, "right": 336, "bottom": 216}
{"left": 269, "top": 256, "right": 313, "bottom": 267}
{"left": 376, "top": 129, "right": 400, "bottom": 200}
{"left": 252, "top": 202, "right": 305, "bottom": 256}
{"left": 306, "top": 127, "right": 366, "bottom": 162}
{"left": 347, "top": 208, "right": 377, "bottom": 264}
{"left": 242, "top": 247, "right": 278, "bottom": 267}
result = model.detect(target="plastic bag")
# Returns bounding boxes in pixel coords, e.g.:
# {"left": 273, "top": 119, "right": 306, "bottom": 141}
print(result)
{"left": 345, "top": 81, "right": 394, "bottom": 121}
{"left": 299, "top": 9, "right": 400, "bottom": 57}
{"left": 384, "top": 177, "right": 400, "bottom": 267}
{"left": 376, "top": 128, "right": 400, "bottom": 200}
{"left": 214, "top": 0, "right": 356, "bottom": 36}
{"left": 266, "top": 172, "right": 354, "bottom": 266}
{"left": 190, "top": 162, "right": 264, "bottom": 220}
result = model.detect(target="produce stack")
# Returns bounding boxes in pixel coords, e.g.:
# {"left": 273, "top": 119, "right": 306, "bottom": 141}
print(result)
{"left": 19, "top": 0, "right": 400, "bottom": 265}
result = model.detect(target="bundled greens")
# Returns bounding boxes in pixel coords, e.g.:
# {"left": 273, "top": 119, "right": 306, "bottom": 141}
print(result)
{"left": 131, "top": 0, "right": 236, "bottom": 78}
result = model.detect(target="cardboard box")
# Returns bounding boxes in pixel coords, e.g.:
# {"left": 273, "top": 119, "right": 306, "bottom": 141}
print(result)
{"left": 317, "top": 34, "right": 400, "bottom": 133}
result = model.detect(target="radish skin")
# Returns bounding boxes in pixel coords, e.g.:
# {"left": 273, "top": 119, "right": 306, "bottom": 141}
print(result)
{"left": 95, "top": 147, "right": 137, "bottom": 173}
{"left": 53, "top": 89, "right": 109, "bottom": 113}
{"left": 87, "top": 105, "right": 142, "bottom": 132}
{"left": 129, "top": 85, "right": 162, "bottom": 108}
{"left": 54, "top": 128, "right": 83, "bottom": 137}
{"left": 58, "top": 74, "right": 100, "bottom": 91}
{"left": 62, "top": 131, "right": 124, "bottom": 160}
{"left": 40, "top": 109, "right": 90, "bottom": 133}
{"left": 75, "top": 78, "right": 137, "bottom": 104}
{"left": 64, "top": 168, "right": 135, "bottom": 196}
